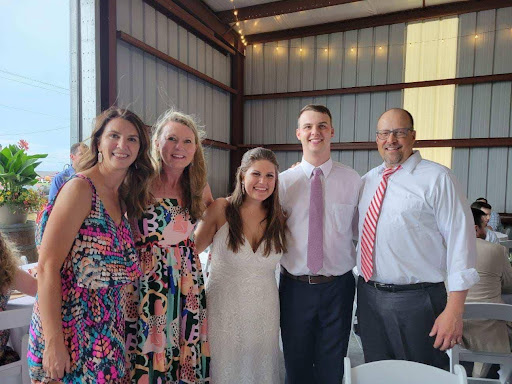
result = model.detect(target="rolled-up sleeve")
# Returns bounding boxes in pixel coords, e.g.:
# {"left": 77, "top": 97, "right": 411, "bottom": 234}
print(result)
{"left": 434, "top": 172, "right": 479, "bottom": 291}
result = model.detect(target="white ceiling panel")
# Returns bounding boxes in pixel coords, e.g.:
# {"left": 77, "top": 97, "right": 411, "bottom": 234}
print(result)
{"left": 204, "top": 0, "right": 276, "bottom": 12}
{"left": 202, "top": 0, "right": 469, "bottom": 35}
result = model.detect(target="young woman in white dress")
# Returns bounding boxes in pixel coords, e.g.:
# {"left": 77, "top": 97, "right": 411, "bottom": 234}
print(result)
{"left": 195, "top": 147, "right": 287, "bottom": 383}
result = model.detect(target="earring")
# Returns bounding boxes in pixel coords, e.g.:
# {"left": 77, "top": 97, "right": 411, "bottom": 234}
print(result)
{"left": 134, "top": 162, "right": 139, "bottom": 170}
{"left": 98, "top": 152, "right": 103, "bottom": 163}
{"left": 241, "top": 182, "right": 245, "bottom": 194}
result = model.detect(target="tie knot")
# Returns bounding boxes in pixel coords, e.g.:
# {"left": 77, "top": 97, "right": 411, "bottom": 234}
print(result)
{"left": 382, "top": 165, "right": 401, "bottom": 179}
{"left": 313, "top": 168, "right": 323, "bottom": 177}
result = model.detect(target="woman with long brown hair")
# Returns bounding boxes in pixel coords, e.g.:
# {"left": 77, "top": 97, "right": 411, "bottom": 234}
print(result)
{"left": 195, "top": 147, "right": 287, "bottom": 384}
{"left": 27, "top": 107, "right": 154, "bottom": 383}
{"left": 124, "top": 109, "right": 213, "bottom": 383}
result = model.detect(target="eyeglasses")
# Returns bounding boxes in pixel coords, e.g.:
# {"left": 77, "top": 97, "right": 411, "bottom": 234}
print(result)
{"left": 376, "top": 128, "right": 414, "bottom": 140}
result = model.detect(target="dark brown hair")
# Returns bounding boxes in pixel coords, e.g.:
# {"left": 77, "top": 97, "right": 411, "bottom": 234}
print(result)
{"left": 226, "top": 147, "right": 287, "bottom": 256}
{"left": 78, "top": 107, "right": 155, "bottom": 219}
{"left": 297, "top": 104, "right": 333, "bottom": 126}
{"left": 0, "top": 233, "right": 19, "bottom": 293}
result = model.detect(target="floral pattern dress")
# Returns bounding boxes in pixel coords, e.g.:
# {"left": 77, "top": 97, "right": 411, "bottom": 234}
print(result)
{"left": 124, "top": 198, "right": 210, "bottom": 383}
{"left": 27, "top": 174, "right": 141, "bottom": 383}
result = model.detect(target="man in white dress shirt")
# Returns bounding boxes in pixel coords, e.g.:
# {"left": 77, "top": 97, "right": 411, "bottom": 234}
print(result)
{"left": 356, "top": 108, "right": 479, "bottom": 368}
{"left": 279, "top": 105, "right": 362, "bottom": 383}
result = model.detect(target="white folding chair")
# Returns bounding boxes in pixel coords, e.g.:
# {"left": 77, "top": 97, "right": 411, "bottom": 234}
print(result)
{"left": 0, "top": 306, "right": 33, "bottom": 384}
{"left": 449, "top": 303, "right": 512, "bottom": 384}
{"left": 500, "top": 240, "right": 512, "bottom": 249}
{"left": 344, "top": 357, "right": 467, "bottom": 384}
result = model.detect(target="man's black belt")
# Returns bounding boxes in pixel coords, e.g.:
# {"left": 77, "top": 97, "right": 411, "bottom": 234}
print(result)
{"left": 281, "top": 266, "right": 339, "bottom": 284}
{"left": 360, "top": 276, "right": 444, "bottom": 292}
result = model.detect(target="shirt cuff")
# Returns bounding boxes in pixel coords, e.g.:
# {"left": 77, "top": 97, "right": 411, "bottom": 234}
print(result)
{"left": 447, "top": 268, "right": 480, "bottom": 291}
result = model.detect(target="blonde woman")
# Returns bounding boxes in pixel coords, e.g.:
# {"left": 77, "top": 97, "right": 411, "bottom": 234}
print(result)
{"left": 125, "top": 109, "right": 213, "bottom": 383}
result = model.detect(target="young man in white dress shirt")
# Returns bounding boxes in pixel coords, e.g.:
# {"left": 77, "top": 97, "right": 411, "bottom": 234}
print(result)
{"left": 279, "top": 105, "right": 362, "bottom": 383}
{"left": 356, "top": 108, "right": 479, "bottom": 368}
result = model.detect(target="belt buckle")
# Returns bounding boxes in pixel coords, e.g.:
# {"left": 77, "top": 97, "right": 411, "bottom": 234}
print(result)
{"left": 308, "top": 275, "right": 317, "bottom": 285}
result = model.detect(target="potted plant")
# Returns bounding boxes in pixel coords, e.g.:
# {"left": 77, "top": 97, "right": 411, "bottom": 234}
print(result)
{"left": 0, "top": 140, "right": 47, "bottom": 225}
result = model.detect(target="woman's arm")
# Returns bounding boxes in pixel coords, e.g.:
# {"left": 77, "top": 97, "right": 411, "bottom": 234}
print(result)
{"left": 202, "top": 183, "right": 214, "bottom": 208}
{"left": 37, "top": 178, "right": 92, "bottom": 380}
{"left": 195, "top": 198, "right": 227, "bottom": 254}
{"left": 12, "top": 269, "right": 37, "bottom": 296}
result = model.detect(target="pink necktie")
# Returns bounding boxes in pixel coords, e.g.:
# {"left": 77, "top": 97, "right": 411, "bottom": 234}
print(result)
{"left": 307, "top": 168, "right": 323, "bottom": 274}
{"left": 360, "top": 165, "right": 401, "bottom": 281}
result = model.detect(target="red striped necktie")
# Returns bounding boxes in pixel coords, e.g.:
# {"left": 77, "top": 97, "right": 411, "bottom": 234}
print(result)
{"left": 360, "top": 165, "right": 402, "bottom": 282}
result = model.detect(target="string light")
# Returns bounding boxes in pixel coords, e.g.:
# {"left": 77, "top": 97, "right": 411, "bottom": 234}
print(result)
{"left": 244, "top": 26, "right": 507, "bottom": 50}
{"left": 236, "top": 22, "right": 240, "bottom": 26}
{"left": 233, "top": 10, "right": 238, "bottom": 16}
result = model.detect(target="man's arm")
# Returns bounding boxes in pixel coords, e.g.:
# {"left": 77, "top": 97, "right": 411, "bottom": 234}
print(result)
{"left": 48, "top": 173, "right": 64, "bottom": 202}
{"left": 429, "top": 290, "right": 467, "bottom": 350}
{"left": 430, "top": 172, "right": 479, "bottom": 350}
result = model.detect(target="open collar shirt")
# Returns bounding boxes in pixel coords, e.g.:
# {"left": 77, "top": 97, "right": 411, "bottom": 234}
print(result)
{"left": 357, "top": 151, "right": 479, "bottom": 291}
{"left": 279, "top": 157, "right": 362, "bottom": 276}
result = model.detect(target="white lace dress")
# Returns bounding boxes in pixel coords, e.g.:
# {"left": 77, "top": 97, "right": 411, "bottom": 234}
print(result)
{"left": 206, "top": 222, "right": 283, "bottom": 384}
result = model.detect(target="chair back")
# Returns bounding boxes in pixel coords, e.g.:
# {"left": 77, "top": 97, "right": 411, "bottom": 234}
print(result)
{"left": 462, "top": 302, "right": 512, "bottom": 322}
{"left": 0, "top": 304, "right": 33, "bottom": 384}
{"left": 500, "top": 239, "right": 512, "bottom": 249}
{"left": 449, "top": 302, "right": 512, "bottom": 383}
{"left": 344, "top": 357, "right": 467, "bottom": 384}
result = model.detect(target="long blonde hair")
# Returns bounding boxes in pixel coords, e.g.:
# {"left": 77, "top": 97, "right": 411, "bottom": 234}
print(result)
{"left": 0, "top": 233, "right": 19, "bottom": 293}
{"left": 78, "top": 107, "right": 155, "bottom": 219}
{"left": 151, "top": 109, "right": 208, "bottom": 220}
{"left": 226, "top": 147, "right": 287, "bottom": 256}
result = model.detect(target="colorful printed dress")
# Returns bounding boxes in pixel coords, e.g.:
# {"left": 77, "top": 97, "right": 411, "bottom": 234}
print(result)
{"left": 124, "top": 198, "right": 210, "bottom": 383}
{"left": 27, "top": 174, "right": 141, "bottom": 383}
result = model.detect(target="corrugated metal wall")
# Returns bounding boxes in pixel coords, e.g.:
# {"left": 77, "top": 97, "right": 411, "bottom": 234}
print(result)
{"left": 116, "top": 0, "right": 231, "bottom": 197}
{"left": 452, "top": 7, "right": 512, "bottom": 212}
{"left": 244, "top": 8, "right": 512, "bottom": 212}
{"left": 244, "top": 24, "right": 405, "bottom": 172}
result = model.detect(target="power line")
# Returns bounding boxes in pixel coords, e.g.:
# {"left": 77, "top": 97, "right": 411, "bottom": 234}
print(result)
{"left": 0, "top": 69, "right": 69, "bottom": 91}
{"left": 0, "top": 75, "right": 70, "bottom": 95}
{"left": 0, "top": 126, "right": 69, "bottom": 137}
{"left": 0, "top": 103, "right": 68, "bottom": 120}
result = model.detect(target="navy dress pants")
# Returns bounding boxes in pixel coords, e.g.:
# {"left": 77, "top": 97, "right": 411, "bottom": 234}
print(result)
{"left": 280, "top": 270, "right": 355, "bottom": 384}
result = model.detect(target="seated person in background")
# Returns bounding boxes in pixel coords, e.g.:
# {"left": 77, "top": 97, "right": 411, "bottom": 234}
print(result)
{"left": 48, "top": 142, "right": 87, "bottom": 201}
{"left": 476, "top": 197, "right": 504, "bottom": 233}
{"left": 471, "top": 202, "right": 499, "bottom": 244}
{"left": 463, "top": 208, "right": 512, "bottom": 377}
{"left": 0, "top": 233, "right": 37, "bottom": 366}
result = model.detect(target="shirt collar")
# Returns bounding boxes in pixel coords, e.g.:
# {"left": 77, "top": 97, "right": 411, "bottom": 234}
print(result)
{"left": 377, "top": 150, "right": 422, "bottom": 175}
{"left": 300, "top": 157, "right": 333, "bottom": 179}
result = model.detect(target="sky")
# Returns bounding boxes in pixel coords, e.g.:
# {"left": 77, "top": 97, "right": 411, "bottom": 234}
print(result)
{"left": 0, "top": 0, "right": 70, "bottom": 172}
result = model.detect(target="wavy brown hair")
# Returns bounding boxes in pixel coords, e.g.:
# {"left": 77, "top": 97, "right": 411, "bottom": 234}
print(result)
{"left": 0, "top": 233, "right": 19, "bottom": 293}
{"left": 226, "top": 147, "right": 287, "bottom": 257}
{"left": 78, "top": 107, "right": 155, "bottom": 219}
{"left": 151, "top": 109, "right": 208, "bottom": 221}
